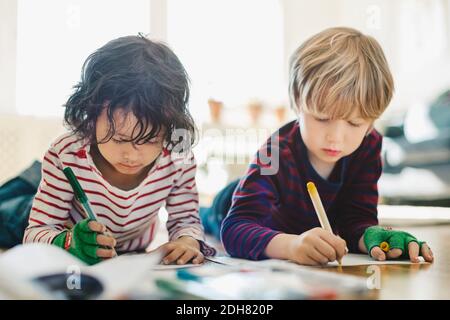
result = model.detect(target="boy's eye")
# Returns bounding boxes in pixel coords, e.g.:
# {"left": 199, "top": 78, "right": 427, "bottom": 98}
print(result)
{"left": 314, "top": 116, "right": 363, "bottom": 127}
{"left": 348, "top": 122, "right": 362, "bottom": 127}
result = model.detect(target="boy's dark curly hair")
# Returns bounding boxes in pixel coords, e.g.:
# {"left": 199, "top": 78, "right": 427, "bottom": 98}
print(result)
{"left": 64, "top": 34, "right": 196, "bottom": 150}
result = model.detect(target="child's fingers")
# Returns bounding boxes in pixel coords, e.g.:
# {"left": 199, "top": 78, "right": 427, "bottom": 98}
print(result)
{"left": 88, "top": 221, "right": 107, "bottom": 233}
{"left": 336, "top": 236, "right": 348, "bottom": 259}
{"left": 79, "top": 230, "right": 98, "bottom": 245}
{"left": 308, "top": 248, "right": 330, "bottom": 265}
{"left": 192, "top": 252, "right": 205, "bottom": 265}
{"left": 421, "top": 243, "right": 434, "bottom": 263}
{"left": 386, "top": 248, "right": 402, "bottom": 259}
{"left": 163, "top": 248, "right": 184, "bottom": 264}
{"left": 334, "top": 237, "right": 347, "bottom": 261}
{"left": 370, "top": 247, "right": 386, "bottom": 261}
{"left": 97, "top": 234, "right": 117, "bottom": 248}
{"left": 82, "top": 244, "right": 99, "bottom": 259}
{"left": 314, "top": 238, "right": 337, "bottom": 262}
{"left": 176, "top": 250, "right": 197, "bottom": 265}
{"left": 408, "top": 242, "right": 420, "bottom": 263}
{"left": 96, "top": 248, "right": 117, "bottom": 259}
{"left": 154, "top": 242, "right": 177, "bottom": 256}
{"left": 318, "top": 230, "right": 346, "bottom": 260}
{"left": 321, "top": 232, "right": 347, "bottom": 261}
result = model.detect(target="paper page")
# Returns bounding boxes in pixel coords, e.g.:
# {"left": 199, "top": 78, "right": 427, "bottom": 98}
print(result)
{"left": 150, "top": 259, "right": 224, "bottom": 271}
{"left": 207, "top": 253, "right": 426, "bottom": 268}
{"left": 0, "top": 244, "right": 86, "bottom": 299}
{"left": 0, "top": 243, "right": 161, "bottom": 299}
{"left": 151, "top": 263, "right": 203, "bottom": 271}
{"left": 205, "top": 255, "right": 254, "bottom": 267}
{"left": 0, "top": 243, "right": 86, "bottom": 278}
{"left": 322, "top": 253, "right": 426, "bottom": 267}
{"left": 89, "top": 251, "right": 161, "bottom": 299}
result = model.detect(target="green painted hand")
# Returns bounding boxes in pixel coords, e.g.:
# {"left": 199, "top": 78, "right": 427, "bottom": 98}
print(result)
{"left": 363, "top": 226, "right": 433, "bottom": 263}
{"left": 53, "top": 218, "right": 117, "bottom": 265}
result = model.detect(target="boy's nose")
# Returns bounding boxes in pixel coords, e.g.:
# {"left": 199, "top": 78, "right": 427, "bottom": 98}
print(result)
{"left": 122, "top": 149, "right": 139, "bottom": 163}
{"left": 325, "top": 122, "right": 345, "bottom": 144}
{"left": 123, "top": 152, "right": 138, "bottom": 160}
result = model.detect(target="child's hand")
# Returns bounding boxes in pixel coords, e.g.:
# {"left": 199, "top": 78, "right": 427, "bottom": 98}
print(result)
{"left": 53, "top": 218, "right": 117, "bottom": 265}
{"left": 363, "top": 226, "right": 433, "bottom": 263}
{"left": 288, "top": 227, "right": 347, "bottom": 266}
{"left": 157, "top": 236, "right": 204, "bottom": 265}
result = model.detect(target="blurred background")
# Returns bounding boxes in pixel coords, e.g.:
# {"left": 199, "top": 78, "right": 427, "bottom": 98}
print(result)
{"left": 1, "top": 0, "right": 449, "bottom": 209}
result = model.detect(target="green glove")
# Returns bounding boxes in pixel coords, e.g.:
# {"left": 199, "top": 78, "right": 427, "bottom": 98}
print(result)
{"left": 363, "top": 226, "right": 425, "bottom": 259}
{"left": 52, "top": 218, "right": 102, "bottom": 265}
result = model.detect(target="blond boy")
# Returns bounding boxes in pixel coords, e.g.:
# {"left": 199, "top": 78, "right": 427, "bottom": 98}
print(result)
{"left": 215, "top": 27, "right": 434, "bottom": 265}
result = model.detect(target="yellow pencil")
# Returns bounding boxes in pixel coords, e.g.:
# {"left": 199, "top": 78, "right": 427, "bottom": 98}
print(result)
{"left": 306, "top": 181, "right": 346, "bottom": 266}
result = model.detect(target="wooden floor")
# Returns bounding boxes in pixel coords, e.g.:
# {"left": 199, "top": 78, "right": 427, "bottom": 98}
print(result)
{"left": 320, "top": 225, "right": 450, "bottom": 299}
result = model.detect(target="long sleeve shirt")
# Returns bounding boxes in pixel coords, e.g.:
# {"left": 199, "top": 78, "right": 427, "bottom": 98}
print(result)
{"left": 23, "top": 132, "right": 215, "bottom": 256}
{"left": 221, "top": 120, "right": 382, "bottom": 260}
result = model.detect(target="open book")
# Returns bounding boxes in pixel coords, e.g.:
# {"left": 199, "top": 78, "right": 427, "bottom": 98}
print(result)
{"left": 0, "top": 243, "right": 161, "bottom": 299}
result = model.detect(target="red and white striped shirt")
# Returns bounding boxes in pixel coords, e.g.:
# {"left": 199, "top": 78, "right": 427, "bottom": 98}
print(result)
{"left": 23, "top": 132, "right": 215, "bottom": 256}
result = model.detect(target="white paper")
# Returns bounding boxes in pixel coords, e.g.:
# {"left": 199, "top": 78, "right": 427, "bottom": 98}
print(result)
{"left": 0, "top": 243, "right": 161, "bottom": 299}
{"left": 151, "top": 263, "right": 203, "bottom": 271}
{"left": 323, "top": 253, "right": 426, "bottom": 267}
{"left": 89, "top": 251, "right": 161, "bottom": 299}
{"left": 206, "top": 253, "right": 426, "bottom": 268}
{"left": 205, "top": 255, "right": 253, "bottom": 267}
{"left": 0, "top": 243, "right": 84, "bottom": 278}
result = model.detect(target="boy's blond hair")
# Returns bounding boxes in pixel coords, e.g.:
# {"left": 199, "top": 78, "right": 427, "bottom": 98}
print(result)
{"left": 289, "top": 27, "right": 394, "bottom": 120}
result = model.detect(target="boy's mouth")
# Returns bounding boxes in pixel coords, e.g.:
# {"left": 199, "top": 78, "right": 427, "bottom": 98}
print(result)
{"left": 322, "top": 148, "right": 342, "bottom": 157}
{"left": 118, "top": 163, "right": 142, "bottom": 170}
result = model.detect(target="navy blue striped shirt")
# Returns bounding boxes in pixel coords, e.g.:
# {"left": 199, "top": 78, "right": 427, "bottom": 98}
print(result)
{"left": 221, "top": 120, "right": 382, "bottom": 260}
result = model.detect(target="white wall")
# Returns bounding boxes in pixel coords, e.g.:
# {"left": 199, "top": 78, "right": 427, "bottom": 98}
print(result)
{"left": 282, "top": 0, "right": 341, "bottom": 79}
{"left": 14, "top": 0, "right": 151, "bottom": 118}
{"left": 0, "top": 0, "right": 17, "bottom": 114}
{"left": 0, "top": 115, "right": 65, "bottom": 184}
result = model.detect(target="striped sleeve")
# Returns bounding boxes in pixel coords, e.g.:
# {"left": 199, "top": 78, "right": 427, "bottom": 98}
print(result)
{"left": 165, "top": 153, "right": 216, "bottom": 256}
{"left": 23, "top": 147, "right": 73, "bottom": 244}
{"left": 335, "top": 132, "right": 382, "bottom": 253}
{"left": 220, "top": 162, "right": 282, "bottom": 260}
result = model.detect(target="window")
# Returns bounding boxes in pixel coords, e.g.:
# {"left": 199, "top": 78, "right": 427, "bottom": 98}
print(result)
{"left": 167, "top": 0, "right": 285, "bottom": 123}
{"left": 16, "top": 0, "right": 150, "bottom": 117}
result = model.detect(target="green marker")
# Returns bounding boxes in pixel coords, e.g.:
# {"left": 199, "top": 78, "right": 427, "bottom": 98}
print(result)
{"left": 63, "top": 167, "right": 97, "bottom": 221}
